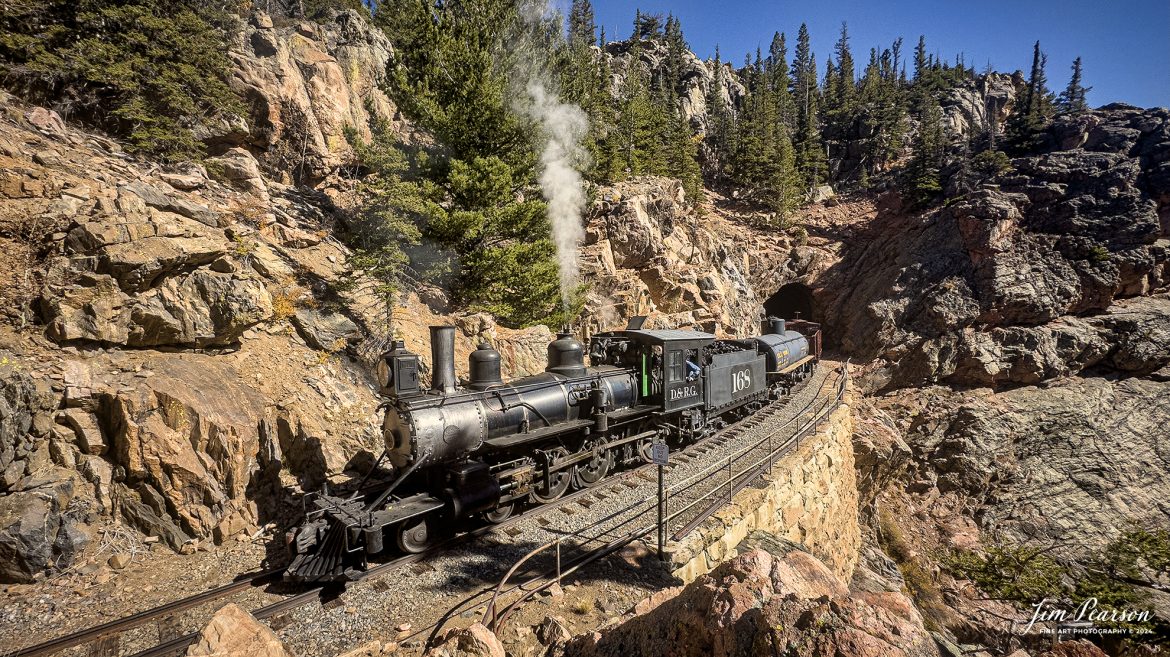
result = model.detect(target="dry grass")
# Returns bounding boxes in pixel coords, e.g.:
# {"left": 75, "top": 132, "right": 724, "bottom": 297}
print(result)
{"left": 271, "top": 293, "right": 296, "bottom": 321}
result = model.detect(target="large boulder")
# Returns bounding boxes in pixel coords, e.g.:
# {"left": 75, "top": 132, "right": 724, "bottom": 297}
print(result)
{"left": 0, "top": 473, "right": 88, "bottom": 583}
{"left": 186, "top": 603, "right": 293, "bottom": 657}
{"left": 424, "top": 623, "right": 505, "bottom": 657}
{"left": 565, "top": 544, "right": 939, "bottom": 657}
{"left": 102, "top": 357, "right": 273, "bottom": 539}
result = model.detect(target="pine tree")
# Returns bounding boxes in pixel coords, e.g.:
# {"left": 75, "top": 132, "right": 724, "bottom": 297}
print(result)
{"left": 766, "top": 31, "right": 797, "bottom": 129}
{"left": 0, "top": 0, "right": 241, "bottom": 159}
{"left": 567, "top": 0, "right": 596, "bottom": 48}
{"left": 828, "top": 22, "right": 856, "bottom": 117}
{"left": 858, "top": 45, "right": 905, "bottom": 178}
{"left": 790, "top": 24, "right": 827, "bottom": 192}
{"left": 732, "top": 55, "right": 799, "bottom": 216}
{"left": 633, "top": 10, "right": 663, "bottom": 39}
{"left": 612, "top": 37, "right": 669, "bottom": 177}
{"left": 1057, "top": 56, "right": 1090, "bottom": 114}
{"left": 907, "top": 95, "right": 945, "bottom": 206}
{"left": 1006, "top": 40, "right": 1055, "bottom": 148}
{"left": 663, "top": 14, "right": 688, "bottom": 95}
{"left": 705, "top": 46, "right": 737, "bottom": 180}
{"left": 376, "top": 0, "right": 572, "bottom": 327}
{"left": 913, "top": 36, "right": 928, "bottom": 81}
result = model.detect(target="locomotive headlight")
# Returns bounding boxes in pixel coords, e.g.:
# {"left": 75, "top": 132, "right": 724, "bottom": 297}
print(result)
{"left": 376, "top": 357, "right": 393, "bottom": 389}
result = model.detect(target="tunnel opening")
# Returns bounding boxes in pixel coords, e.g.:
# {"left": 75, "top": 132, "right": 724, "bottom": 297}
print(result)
{"left": 764, "top": 283, "right": 815, "bottom": 321}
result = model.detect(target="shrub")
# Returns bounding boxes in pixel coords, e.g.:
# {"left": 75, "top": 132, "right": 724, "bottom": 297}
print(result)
{"left": 0, "top": 0, "right": 243, "bottom": 160}
{"left": 972, "top": 150, "right": 1013, "bottom": 176}
{"left": 792, "top": 226, "right": 809, "bottom": 247}
{"left": 942, "top": 543, "right": 1065, "bottom": 603}
{"left": 876, "top": 508, "right": 953, "bottom": 631}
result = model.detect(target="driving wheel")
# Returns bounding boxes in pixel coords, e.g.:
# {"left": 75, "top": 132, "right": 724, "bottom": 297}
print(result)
{"left": 483, "top": 502, "right": 514, "bottom": 524}
{"left": 574, "top": 439, "right": 614, "bottom": 488}
{"left": 396, "top": 516, "right": 434, "bottom": 554}
{"left": 530, "top": 447, "right": 572, "bottom": 504}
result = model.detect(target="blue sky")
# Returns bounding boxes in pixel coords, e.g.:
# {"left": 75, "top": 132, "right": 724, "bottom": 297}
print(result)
{"left": 583, "top": 0, "right": 1169, "bottom": 109}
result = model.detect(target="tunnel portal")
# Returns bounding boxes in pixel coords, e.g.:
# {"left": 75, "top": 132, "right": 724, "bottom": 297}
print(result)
{"left": 763, "top": 283, "right": 815, "bottom": 321}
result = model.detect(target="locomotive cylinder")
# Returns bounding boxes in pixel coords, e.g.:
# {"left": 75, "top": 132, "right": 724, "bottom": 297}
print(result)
{"left": 429, "top": 326, "right": 457, "bottom": 394}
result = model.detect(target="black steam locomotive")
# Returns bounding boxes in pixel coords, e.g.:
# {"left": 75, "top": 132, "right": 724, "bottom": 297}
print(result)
{"left": 285, "top": 316, "right": 821, "bottom": 582}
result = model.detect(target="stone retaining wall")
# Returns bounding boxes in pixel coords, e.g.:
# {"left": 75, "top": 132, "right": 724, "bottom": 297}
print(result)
{"left": 669, "top": 381, "right": 860, "bottom": 583}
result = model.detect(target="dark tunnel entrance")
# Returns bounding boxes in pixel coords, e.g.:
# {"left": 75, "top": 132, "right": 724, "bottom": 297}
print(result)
{"left": 764, "top": 283, "right": 815, "bottom": 321}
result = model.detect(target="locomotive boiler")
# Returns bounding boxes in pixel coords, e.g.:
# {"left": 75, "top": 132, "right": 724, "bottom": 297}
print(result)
{"left": 285, "top": 315, "right": 821, "bottom": 582}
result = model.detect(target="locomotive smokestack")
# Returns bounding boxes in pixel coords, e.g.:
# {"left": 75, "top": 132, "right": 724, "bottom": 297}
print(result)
{"left": 429, "top": 326, "right": 457, "bottom": 394}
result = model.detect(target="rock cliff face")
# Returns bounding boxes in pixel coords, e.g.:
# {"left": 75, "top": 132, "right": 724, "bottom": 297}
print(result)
{"left": 602, "top": 39, "right": 745, "bottom": 141}
{"left": 818, "top": 105, "right": 1170, "bottom": 391}
{"left": 215, "top": 10, "right": 409, "bottom": 186}
{"left": 942, "top": 72, "right": 1021, "bottom": 139}
{"left": 878, "top": 373, "right": 1170, "bottom": 552}
{"left": 580, "top": 178, "right": 795, "bottom": 335}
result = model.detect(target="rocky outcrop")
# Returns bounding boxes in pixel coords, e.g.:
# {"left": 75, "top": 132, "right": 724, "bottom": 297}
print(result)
{"left": 221, "top": 10, "right": 406, "bottom": 185}
{"left": 566, "top": 543, "right": 940, "bottom": 657}
{"left": 884, "top": 374, "right": 1170, "bottom": 552}
{"left": 0, "top": 360, "right": 57, "bottom": 491}
{"left": 819, "top": 106, "right": 1170, "bottom": 389}
{"left": 186, "top": 603, "right": 294, "bottom": 657}
{"left": 28, "top": 171, "right": 277, "bottom": 349}
{"left": 942, "top": 72, "right": 1021, "bottom": 139}
{"left": 580, "top": 177, "right": 802, "bottom": 336}
{"left": 603, "top": 39, "right": 744, "bottom": 139}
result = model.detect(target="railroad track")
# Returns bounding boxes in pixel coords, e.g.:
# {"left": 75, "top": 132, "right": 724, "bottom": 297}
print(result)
{"left": 5, "top": 470, "right": 634, "bottom": 657}
{"left": 8, "top": 367, "right": 841, "bottom": 657}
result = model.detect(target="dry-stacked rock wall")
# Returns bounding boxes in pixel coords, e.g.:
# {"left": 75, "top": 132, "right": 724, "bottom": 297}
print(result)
{"left": 670, "top": 378, "right": 860, "bottom": 584}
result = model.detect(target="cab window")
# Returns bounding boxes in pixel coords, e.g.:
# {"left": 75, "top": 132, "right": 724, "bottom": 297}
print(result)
{"left": 667, "top": 350, "right": 684, "bottom": 383}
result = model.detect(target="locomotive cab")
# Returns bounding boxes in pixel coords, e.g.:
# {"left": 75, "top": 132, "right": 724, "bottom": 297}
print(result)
{"left": 589, "top": 329, "right": 715, "bottom": 412}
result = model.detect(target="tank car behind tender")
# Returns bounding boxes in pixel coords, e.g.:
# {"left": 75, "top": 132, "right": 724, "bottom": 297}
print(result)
{"left": 285, "top": 315, "right": 821, "bottom": 582}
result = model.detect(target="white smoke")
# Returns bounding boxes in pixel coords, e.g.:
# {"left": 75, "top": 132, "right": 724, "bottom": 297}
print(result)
{"left": 514, "top": 1, "right": 591, "bottom": 309}
{"left": 522, "top": 82, "right": 589, "bottom": 306}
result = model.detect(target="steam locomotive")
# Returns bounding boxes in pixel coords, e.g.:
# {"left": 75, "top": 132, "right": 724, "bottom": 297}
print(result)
{"left": 285, "top": 316, "right": 821, "bottom": 582}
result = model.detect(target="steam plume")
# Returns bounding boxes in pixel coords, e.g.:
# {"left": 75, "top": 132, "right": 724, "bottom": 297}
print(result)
{"left": 522, "top": 82, "right": 589, "bottom": 306}
{"left": 514, "top": 1, "right": 590, "bottom": 309}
